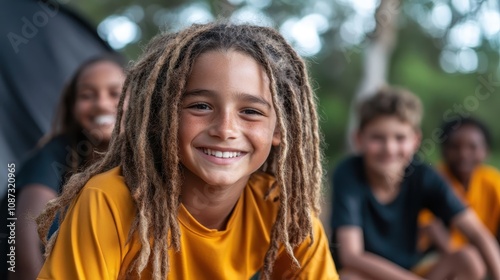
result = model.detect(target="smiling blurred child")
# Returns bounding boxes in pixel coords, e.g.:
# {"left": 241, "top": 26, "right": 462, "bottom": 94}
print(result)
{"left": 331, "top": 87, "right": 500, "bottom": 280}
{"left": 420, "top": 117, "right": 500, "bottom": 253}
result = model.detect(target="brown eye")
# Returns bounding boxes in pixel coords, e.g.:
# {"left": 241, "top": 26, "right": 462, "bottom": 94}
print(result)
{"left": 77, "top": 91, "right": 94, "bottom": 101}
{"left": 241, "top": 109, "right": 263, "bottom": 115}
{"left": 188, "top": 103, "right": 211, "bottom": 110}
{"left": 111, "top": 91, "right": 121, "bottom": 98}
{"left": 468, "top": 142, "right": 479, "bottom": 151}
{"left": 371, "top": 134, "right": 384, "bottom": 141}
{"left": 396, "top": 135, "right": 406, "bottom": 142}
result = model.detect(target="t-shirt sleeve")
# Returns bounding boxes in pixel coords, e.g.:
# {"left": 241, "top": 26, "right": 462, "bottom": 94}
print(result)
{"left": 272, "top": 217, "right": 339, "bottom": 280}
{"left": 37, "top": 187, "right": 125, "bottom": 280}
{"left": 422, "top": 167, "right": 466, "bottom": 225}
{"left": 331, "top": 161, "right": 363, "bottom": 230}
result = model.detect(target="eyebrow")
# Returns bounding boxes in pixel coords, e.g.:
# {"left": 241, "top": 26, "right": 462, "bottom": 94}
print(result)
{"left": 184, "top": 89, "right": 272, "bottom": 109}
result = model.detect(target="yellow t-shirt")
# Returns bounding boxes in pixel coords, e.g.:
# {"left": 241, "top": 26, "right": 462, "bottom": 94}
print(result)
{"left": 419, "top": 164, "right": 500, "bottom": 249}
{"left": 38, "top": 167, "right": 338, "bottom": 279}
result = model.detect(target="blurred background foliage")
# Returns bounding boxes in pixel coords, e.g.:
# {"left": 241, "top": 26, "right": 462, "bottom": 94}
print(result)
{"left": 65, "top": 0, "right": 500, "bottom": 172}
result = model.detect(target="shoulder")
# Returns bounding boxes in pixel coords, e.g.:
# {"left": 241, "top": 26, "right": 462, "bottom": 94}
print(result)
{"left": 78, "top": 166, "right": 135, "bottom": 213}
{"left": 29, "top": 135, "right": 70, "bottom": 163}
{"left": 244, "top": 172, "right": 280, "bottom": 228}
{"left": 407, "top": 160, "right": 442, "bottom": 185}
{"left": 475, "top": 165, "right": 500, "bottom": 191}
{"left": 16, "top": 135, "right": 70, "bottom": 190}
{"left": 66, "top": 166, "right": 136, "bottom": 239}
{"left": 332, "top": 156, "right": 364, "bottom": 192}
{"left": 475, "top": 164, "right": 500, "bottom": 180}
{"left": 333, "top": 155, "right": 362, "bottom": 175}
{"left": 274, "top": 216, "right": 338, "bottom": 279}
{"left": 22, "top": 135, "right": 69, "bottom": 165}
{"left": 246, "top": 171, "right": 279, "bottom": 202}
{"left": 43, "top": 134, "right": 70, "bottom": 152}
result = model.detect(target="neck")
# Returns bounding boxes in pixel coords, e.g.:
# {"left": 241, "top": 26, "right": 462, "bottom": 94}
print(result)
{"left": 180, "top": 170, "right": 248, "bottom": 230}
{"left": 86, "top": 144, "right": 107, "bottom": 165}
{"left": 93, "top": 139, "right": 110, "bottom": 153}
{"left": 364, "top": 165, "right": 404, "bottom": 191}
{"left": 448, "top": 168, "right": 471, "bottom": 190}
{"left": 364, "top": 166, "right": 405, "bottom": 204}
{"left": 459, "top": 177, "right": 470, "bottom": 189}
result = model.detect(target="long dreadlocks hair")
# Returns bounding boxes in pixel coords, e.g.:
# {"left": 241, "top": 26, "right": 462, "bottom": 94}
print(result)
{"left": 37, "top": 21, "right": 323, "bottom": 280}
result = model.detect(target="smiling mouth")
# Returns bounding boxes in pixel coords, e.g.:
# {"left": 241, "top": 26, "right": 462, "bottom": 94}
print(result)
{"left": 94, "top": 115, "right": 116, "bottom": 126}
{"left": 201, "top": 148, "right": 242, "bottom": 159}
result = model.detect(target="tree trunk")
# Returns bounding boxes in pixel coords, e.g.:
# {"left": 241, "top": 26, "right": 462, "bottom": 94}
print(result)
{"left": 346, "top": 0, "right": 401, "bottom": 151}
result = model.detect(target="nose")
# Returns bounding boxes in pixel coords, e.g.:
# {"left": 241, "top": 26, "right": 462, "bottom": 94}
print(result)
{"left": 457, "top": 146, "right": 471, "bottom": 162}
{"left": 94, "top": 91, "right": 116, "bottom": 112}
{"left": 383, "top": 138, "right": 398, "bottom": 155}
{"left": 208, "top": 110, "right": 238, "bottom": 140}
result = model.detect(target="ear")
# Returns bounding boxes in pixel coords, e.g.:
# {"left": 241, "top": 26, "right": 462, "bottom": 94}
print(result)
{"left": 353, "top": 129, "right": 363, "bottom": 152}
{"left": 413, "top": 128, "right": 422, "bottom": 152}
{"left": 272, "top": 125, "right": 281, "bottom": 146}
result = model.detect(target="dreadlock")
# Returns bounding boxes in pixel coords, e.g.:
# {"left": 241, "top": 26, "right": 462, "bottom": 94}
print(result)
{"left": 37, "top": 21, "right": 323, "bottom": 280}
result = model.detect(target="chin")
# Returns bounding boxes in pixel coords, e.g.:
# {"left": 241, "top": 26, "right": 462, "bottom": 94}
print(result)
{"left": 202, "top": 178, "right": 237, "bottom": 187}
{"left": 200, "top": 172, "right": 247, "bottom": 187}
{"left": 455, "top": 167, "right": 474, "bottom": 176}
{"left": 374, "top": 164, "right": 405, "bottom": 175}
{"left": 83, "top": 127, "right": 112, "bottom": 144}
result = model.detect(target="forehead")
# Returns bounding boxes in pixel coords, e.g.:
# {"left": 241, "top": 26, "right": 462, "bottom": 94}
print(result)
{"left": 361, "top": 115, "right": 417, "bottom": 134}
{"left": 448, "top": 124, "right": 486, "bottom": 142}
{"left": 185, "top": 50, "right": 272, "bottom": 100}
{"left": 77, "top": 61, "right": 124, "bottom": 85}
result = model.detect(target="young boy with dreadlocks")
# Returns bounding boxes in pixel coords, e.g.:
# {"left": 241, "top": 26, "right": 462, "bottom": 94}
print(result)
{"left": 330, "top": 87, "right": 500, "bottom": 280}
{"left": 36, "top": 22, "right": 338, "bottom": 280}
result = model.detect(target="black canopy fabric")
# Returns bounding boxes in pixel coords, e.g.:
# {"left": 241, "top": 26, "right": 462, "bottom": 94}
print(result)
{"left": 0, "top": 0, "right": 112, "bottom": 196}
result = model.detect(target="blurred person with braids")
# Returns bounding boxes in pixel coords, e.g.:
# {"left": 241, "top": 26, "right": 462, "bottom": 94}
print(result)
{"left": 0, "top": 54, "right": 125, "bottom": 280}
{"left": 36, "top": 22, "right": 338, "bottom": 280}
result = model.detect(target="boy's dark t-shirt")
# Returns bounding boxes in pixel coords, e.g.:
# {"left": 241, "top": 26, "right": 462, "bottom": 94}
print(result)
{"left": 331, "top": 156, "right": 466, "bottom": 270}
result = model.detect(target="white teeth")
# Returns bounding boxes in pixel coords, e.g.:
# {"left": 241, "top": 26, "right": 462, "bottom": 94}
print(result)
{"left": 95, "top": 115, "right": 115, "bottom": 126}
{"left": 202, "top": 148, "right": 241, "bottom": 158}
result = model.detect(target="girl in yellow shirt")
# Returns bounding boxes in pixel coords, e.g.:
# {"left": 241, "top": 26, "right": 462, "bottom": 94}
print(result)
{"left": 36, "top": 22, "right": 338, "bottom": 280}
{"left": 439, "top": 117, "right": 500, "bottom": 247}
{"left": 419, "top": 117, "right": 500, "bottom": 252}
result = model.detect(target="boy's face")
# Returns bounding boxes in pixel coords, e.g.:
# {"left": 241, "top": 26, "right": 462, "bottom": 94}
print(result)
{"left": 356, "top": 116, "right": 421, "bottom": 180}
{"left": 443, "top": 124, "right": 487, "bottom": 178}
{"left": 178, "top": 50, "right": 280, "bottom": 188}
